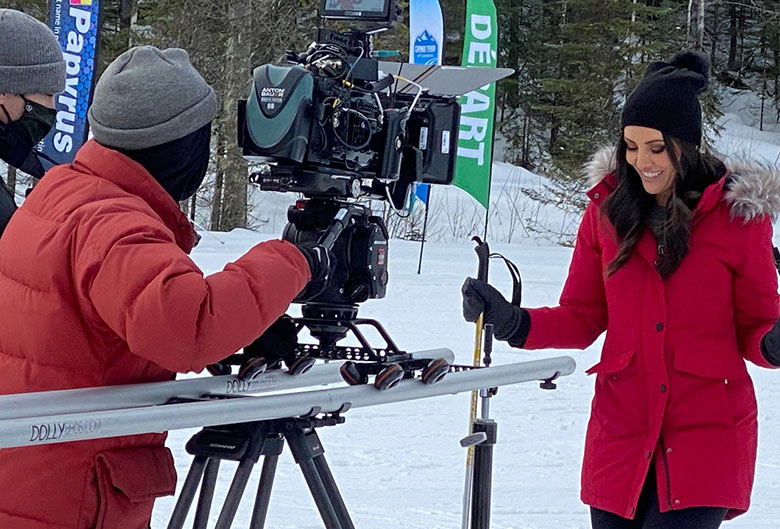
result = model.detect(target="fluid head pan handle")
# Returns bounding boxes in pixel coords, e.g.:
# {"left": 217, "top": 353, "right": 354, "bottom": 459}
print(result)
{"left": 317, "top": 205, "right": 364, "bottom": 250}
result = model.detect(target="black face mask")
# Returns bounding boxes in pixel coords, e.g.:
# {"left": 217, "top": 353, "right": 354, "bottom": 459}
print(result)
{"left": 0, "top": 98, "right": 56, "bottom": 178}
{"left": 119, "top": 123, "right": 212, "bottom": 203}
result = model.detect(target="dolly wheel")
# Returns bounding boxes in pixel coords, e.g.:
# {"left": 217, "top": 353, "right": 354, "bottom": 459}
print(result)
{"left": 374, "top": 364, "right": 405, "bottom": 391}
{"left": 289, "top": 357, "right": 316, "bottom": 376}
{"left": 421, "top": 357, "right": 449, "bottom": 385}
{"left": 340, "top": 361, "right": 366, "bottom": 385}
{"left": 207, "top": 362, "right": 231, "bottom": 377}
{"left": 238, "top": 356, "right": 268, "bottom": 381}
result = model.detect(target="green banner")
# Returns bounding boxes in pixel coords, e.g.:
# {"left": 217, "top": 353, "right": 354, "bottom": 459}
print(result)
{"left": 452, "top": 0, "right": 498, "bottom": 210}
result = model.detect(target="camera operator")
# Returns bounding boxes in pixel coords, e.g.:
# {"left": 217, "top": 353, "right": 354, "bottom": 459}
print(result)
{"left": 0, "top": 46, "right": 331, "bottom": 529}
{"left": 0, "top": 9, "right": 65, "bottom": 237}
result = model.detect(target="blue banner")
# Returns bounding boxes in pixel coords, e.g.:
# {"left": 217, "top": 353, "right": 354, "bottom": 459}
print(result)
{"left": 409, "top": 0, "right": 443, "bottom": 207}
{"left": 39, "top": 0, "right": 101, "bottom": 169}
{"left": 409, "top": 0, "right": 443, "bottom": 65}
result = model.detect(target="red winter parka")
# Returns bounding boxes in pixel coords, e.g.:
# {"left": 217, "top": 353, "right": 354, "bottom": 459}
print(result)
{"left": 522, "top": 148, "right": 780, "bottom": 520}
{"left": 0, "top": 140, "right": 310, "bottom": 529}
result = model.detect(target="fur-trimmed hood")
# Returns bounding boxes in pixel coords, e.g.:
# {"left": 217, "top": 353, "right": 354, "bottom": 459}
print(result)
{"left": 583, "top": 146, "right": 780, "bottom": 221}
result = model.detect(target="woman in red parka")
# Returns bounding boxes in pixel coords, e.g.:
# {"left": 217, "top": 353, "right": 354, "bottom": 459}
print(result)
{"left": 463, "top": 51, "right": 780, "bottom": 528}
{"left": 0, "top": 46, "right": 330, "bottom": 529}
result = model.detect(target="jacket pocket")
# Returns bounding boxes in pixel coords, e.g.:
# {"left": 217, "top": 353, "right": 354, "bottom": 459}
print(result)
{"left": 673, "top": 345, "right": 748, "bottom": 380}
{"left": 670, "top": 345, "right": 752, "bottom": 427}
{"left": 585, "top": 350, "right": 633, "bottom": 376}
{"left": 94, "top": 446, "right": 176, "bottom": 529}
{"left": 586, "top": 350, "right": 644, "bottom": 435}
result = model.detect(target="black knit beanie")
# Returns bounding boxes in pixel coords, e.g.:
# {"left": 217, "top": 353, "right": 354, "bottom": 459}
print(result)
{"left": 622, "top": 50, "right": 710, "bottom": 146}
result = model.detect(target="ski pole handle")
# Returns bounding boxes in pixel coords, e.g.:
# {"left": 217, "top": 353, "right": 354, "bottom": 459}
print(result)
{"left": 473, "top": 236, "right": 490, "bottom": 284}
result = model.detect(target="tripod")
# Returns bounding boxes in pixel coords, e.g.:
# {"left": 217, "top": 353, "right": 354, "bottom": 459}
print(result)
{"left": 167, "top": 410, "right": 354, "bottom": 529}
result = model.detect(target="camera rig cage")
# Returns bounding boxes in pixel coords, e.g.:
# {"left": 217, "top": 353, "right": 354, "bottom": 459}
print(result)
{"left": 228, "top": 0, "right": 513, "bottom": 389}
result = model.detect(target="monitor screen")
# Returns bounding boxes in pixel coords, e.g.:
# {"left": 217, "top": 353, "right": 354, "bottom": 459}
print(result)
{"left": 320, "top": 0, "right": 392, "bottom": 20}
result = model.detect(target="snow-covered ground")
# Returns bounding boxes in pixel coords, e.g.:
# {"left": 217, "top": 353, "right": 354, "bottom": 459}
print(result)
{"left": 0, "top": 83, "right": 774, "bottom": 528}
{"left": 713, "top": 87, "right": 780, "bottom": 165}
{"left": 151, "top": 231, "right": 780, "bottom": 528}
{"left": 149, "top": 85, "right": 780, "bottom": 528}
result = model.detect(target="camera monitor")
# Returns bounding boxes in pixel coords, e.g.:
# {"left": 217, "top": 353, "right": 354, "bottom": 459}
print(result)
{"left": 319, "top": 0, "right": 395, "bottom": 21}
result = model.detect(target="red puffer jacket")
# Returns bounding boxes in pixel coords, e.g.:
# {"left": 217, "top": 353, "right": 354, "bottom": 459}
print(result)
{"left": 523, "top": 148, "right": 780, "bottom": 520}
{"left": 0, "top": 140, "right": 310, "bottom": 529}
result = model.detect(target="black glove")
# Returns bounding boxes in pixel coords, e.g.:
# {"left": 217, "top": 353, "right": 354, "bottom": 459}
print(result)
{"left": 461, "top": 277, "right": 530, "bottom": 345}
{"left": 244, "top": 315, "right": 298, "bottom": 367}
{"left": 295, "top": 241, "right": 334, "bottom": 300}
{"left": 761, "top": 319, "right": 780, "bottom": 366}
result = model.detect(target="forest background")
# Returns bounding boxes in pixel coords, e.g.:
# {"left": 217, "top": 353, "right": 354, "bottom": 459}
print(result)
{"left": 3, "top": 0, "right": 780, "bottom": 244}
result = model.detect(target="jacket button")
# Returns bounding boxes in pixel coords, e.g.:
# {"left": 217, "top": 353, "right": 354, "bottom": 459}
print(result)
{"left": 674, "top": 499, "right": 681, "bottom": 506}
{"left": 666, "top": 447, "right": 672, "bottom": 454}
{"left": 655, "top": 322, "right": 664, "bottom": 331}
{"left": 594, "top": 192, "right": 600, "bottom": 199}
{"left": 645, "top": 450, "right": 652, "bottom": 459}
{"left": 660, "top": 384, "right": 667, "bottom": 393}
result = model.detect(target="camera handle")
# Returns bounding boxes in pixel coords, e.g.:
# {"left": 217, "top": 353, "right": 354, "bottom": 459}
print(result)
{"left": 316, "top": 204, "right": 365, "bottom": 251}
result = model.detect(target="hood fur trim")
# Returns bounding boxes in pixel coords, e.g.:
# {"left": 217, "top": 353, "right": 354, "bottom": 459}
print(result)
{"left": 584, "top": 146, "right": 617, "bottom": 186}
{"left": 582, "top": 147, "right": 780, "bottom": 220}
{"left": 723, "top": 160, "right": 780, "bottom": 221}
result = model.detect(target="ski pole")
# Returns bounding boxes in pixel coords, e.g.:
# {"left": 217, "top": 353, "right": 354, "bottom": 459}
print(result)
{"left": 470, "top": 322, "right": 497, "bottom": 529}
{"left": 461, "top": 237, "right": 491, "bottom": 529}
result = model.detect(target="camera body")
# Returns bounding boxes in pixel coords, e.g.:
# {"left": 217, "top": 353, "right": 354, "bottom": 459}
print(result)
{"left": 237, "top": 0, "right": 461, "bottom": 210}
{"left": 239, "top": 0, "right": 512, "bottom": 310}
{"left": 221, "top": 0, "right": 512, "bottom": 380}
{"left": 236, "top": 0, "right": 462, "bottom": 307}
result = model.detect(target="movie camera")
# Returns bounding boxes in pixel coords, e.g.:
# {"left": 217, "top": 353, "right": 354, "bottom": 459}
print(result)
{"left": 222, "top": 0, "right": 512, "bottom": 388}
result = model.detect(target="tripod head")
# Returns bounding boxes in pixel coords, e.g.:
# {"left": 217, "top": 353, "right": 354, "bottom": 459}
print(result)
{"left": 284, "top": 199, "right": 388, "bottom": 307}
{"left": 283, "top": 198, "right": 389, "bottom": 348}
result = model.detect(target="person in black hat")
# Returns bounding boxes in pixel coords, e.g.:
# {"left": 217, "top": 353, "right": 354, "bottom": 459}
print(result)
{"left": 462, "top": 50, "right": 780, "bottom": 528}
{"left": 0, "top": 9, "right": 66, "bottom": 237}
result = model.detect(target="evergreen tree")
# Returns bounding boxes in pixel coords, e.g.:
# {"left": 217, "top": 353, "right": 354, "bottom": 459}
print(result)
{"left": 136, "top": 0, "right": 318, "bottom": 230}
{"left": 495, "top": 0, "right": 556, "bottom": 170}
{"left": 536, "top": 0, "right": 635, "bottom": 175}
{"left": 513, "top": 0, "right": 680, "bottom": 241}
{"left": 5, "top": 0, "right": 778, "bottom": 239}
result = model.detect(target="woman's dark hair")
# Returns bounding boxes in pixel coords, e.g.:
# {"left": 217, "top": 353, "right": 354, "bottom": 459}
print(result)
{"left": 604, "top": 135, "right": 726, "bottom": 277}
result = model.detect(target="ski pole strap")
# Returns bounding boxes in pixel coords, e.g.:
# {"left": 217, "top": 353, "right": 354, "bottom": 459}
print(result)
{"left": 488, "top": 252, "right": 522, "bottom": 307}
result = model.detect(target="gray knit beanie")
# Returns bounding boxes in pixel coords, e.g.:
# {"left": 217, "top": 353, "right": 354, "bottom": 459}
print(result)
{"left": 0, "top": 9, "right": 65, "bottom": 94}
{"left": 88, "top": 46, "right": 217, "bottom": 150}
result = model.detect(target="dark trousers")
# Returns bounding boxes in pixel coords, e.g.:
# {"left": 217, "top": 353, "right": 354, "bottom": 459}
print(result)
{"left": 590, "top": 469, "right": 728, "bottom": 529}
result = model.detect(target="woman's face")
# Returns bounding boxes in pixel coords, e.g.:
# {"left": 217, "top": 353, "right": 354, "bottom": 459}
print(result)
{"left": 623, "top": 125, "right": 677, "bottom": 206}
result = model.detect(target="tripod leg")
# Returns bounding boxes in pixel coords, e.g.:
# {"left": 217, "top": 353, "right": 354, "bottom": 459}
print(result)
{"left": 470, "top": 419, "right": 497, "bottom": 529}
{"left": 312, "top": 453, "right": 354, "bottom": 529}
{"left": 167, "top": 456, "right": 208, "bottom": 529}
{"left": 286, "top": 428, "right": 354, "bottom": 529}
{"left": 249, "top": 452, "right": 281, "bottom": 529}
{"left": 193, "top": 458, "right": 221, "bottom": 529}
{"left": 214, "top": 458, "right": 258, "bottom": 529}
